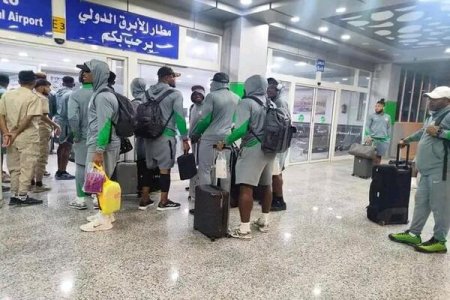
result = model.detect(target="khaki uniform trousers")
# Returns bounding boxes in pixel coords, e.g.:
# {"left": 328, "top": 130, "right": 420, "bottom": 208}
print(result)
{"left": 34, "top": 126, "right": 52, "bottom": 182}
{"left": 7, "top": 134, "right": 40, "bottom": 195}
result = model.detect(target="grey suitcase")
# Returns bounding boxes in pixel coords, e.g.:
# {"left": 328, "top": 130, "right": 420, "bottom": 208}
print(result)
{"left": 115, "top": 161, "right": 138, "bottom": 195}
{"left": 352, "top": 156, "right": 372, "bottom": 179}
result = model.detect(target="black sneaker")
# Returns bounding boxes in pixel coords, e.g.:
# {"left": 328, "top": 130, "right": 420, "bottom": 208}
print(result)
{"left": 138, "top": 199, "right": 155, "bottom": 211}
{"left": 2, "top": 186, "right": 10, "bottom": 192}
{"left": 157, "top": 200, "right": 181, "bottom": 211}
{"left": 271, "top": 198, "right": 287, "bottom": 211}
{"left": 15, "top": 196, "right": 43, "bottom": 206}
{"left": 9, "top": 197, "right": 21, "bottom": 206}
{"left": 55, "top": 171, "right": 75, "bottom": 181}
{"left": 31, "top": 179, "right": 36, "bottom": 186}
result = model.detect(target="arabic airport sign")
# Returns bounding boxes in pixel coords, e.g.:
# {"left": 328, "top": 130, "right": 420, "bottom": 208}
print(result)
{"left": 66, "top": 0, "right": 179, "bottom": 59}
{"left": 0, "top": 0, "right": 52, "bottom": 36}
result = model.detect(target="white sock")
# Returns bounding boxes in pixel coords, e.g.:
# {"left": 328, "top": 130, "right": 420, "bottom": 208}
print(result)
{"left": 240, "top": 222, "right": 251, "bottom": 233}
{"left": 260, "top": 213, "right": 270, "bottom": 225}
{"left": 76, "top": 197, "right": 86, "bottom": 205}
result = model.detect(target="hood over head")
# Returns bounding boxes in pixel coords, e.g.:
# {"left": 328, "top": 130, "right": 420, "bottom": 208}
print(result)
{"left": 131, "top": 78, "right": 147, "bottom": 99}
{"left": 244, "top": 75, "right": 268, "bottom": 97}
{"left": 210, "top": 81, "right": 228, "bottom": 92}
{"left": 84, "top": 59, "right": 110, "bottom": 91}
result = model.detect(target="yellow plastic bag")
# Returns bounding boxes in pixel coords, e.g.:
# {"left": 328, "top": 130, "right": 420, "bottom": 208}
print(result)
{"left": 98, "top": 171, "right": 122, "bottom": 215}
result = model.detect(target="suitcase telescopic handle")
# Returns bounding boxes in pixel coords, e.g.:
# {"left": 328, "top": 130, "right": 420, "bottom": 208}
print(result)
{"left": 396, "top": 143, "right": 410, "bottom": 168}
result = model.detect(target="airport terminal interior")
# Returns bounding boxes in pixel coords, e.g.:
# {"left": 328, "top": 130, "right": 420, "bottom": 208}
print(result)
{"left": 1, "top": 0, "right": 450, "bottom": 299}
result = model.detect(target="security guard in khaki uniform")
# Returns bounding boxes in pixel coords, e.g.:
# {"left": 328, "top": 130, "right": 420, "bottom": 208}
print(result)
{"left": 0, "top": 71, "right": 43, "bottom": 206}
{"left": 33, "top": 79, "right": 61, "bottom": 193}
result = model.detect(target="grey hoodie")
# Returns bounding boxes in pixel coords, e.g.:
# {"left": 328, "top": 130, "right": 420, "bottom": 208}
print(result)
{"left": 85, "top": 59, "right": 120, "bottom": 152}
{"left": 225, "top": 75, "right": 268, "bottom": 148}
{"left": 405, "top": 105, "right": 450, "bottom": 175}
{"left": 191, "top": 81, "right": 239, "bottom": 141}
{"left": 365, "top": 112, "right": 391, "bottom": 142}
{"left": 55, "top": 86, "right": 73, "bottom": 125}
{"left": 130, "top": 78, "right": 147, "bottom": 161}
{"left": 68, "top": 83, "right": 93, "bottom": 141}
{"left": 145, "top": 82, "right": 187, "bottom": 139}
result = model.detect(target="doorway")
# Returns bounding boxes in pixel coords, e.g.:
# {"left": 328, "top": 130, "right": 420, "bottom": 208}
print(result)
{"left": 289, "top": 85, "right": 336, "bottom": 163}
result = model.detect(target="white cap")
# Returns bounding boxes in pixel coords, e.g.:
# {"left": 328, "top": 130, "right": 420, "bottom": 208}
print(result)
{"left": 424, "top": 86, "right": 450, "bottom": 99}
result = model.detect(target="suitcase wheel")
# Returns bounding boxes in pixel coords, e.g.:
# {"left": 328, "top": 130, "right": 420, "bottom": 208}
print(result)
{"left": 210, "top": 238, "right": 216, "bottom": 242}
{"left": 378, "top": 220, "right": 386, "bottom": 226}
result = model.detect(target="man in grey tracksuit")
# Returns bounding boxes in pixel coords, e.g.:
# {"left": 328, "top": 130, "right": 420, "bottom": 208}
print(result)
{"left": 79, "top": 59, "right": 120, "bottom": 232}
{"left": 191, "top": 72, "right": 239, "bottom": 190}
{"left": 68, "top": 69, "right": 94, "bottom": 210}
{"left": 188, "top": 85, "right": 206, "bottom": 202}
{"left": 144, "top": 67, "right": 190, "bottom": 211}
{"left": 365, "top": 99, "right": 391, "bottom": 165}
{"left": 389, "top": 86, "right": 450, "bottom": 254}
{"left": 218, "top": 75, "right": 276, "bottom": 240}
{"left": 54, "top": 76, "right": 76, "bottom": 180}
{"left": 267, "top": 78, "right": 289, "bottom": 212}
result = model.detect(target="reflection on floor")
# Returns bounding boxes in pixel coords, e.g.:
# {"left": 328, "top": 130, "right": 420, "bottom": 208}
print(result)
{"left": 1, "top": 156, "right": 449, "bottom": 299}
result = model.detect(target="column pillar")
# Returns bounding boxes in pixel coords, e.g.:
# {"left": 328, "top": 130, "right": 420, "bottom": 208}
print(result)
{"left": 221, "top": 17, "right": 269, "bottom": 97}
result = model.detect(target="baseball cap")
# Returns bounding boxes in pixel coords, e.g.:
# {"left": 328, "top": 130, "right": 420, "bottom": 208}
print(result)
{"left": 18, "top": 70, "right": 36, "bottom": 83}
{"left": 157, "top": 66, "right": 181, "bottom": 78}
{"left": 191, "top": 85, "right": 205, "bottom": 96}
{"left": 211, "top": 72, "right": 229, "bottom": 83}
{"left": 35, "top": 79, "right": 51, "bottom": 88}
{"left": 424, "top": 86, "right": 450, "bottom": 100}
{"left": 76, "top": 63, "right": 91, "bottom": 72}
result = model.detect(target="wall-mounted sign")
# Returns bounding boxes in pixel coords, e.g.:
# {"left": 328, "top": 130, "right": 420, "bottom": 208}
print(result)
{"left": 0, "top": 0, "right": 52, "bottom": 36}
{"left": 66, "top": 0, "right": 179, "bottom": 59}
{"left": 316, "top": 59, "right": 325, "bottom": 72}
{"left": 52, "top": 16, "right": 66, "bottom": 34}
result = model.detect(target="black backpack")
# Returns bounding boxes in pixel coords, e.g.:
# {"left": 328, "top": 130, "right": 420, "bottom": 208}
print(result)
{"left": 134, "top": 89, "right": 174, "bottom": 139}
{"left": 247, "top": 95, "right": 296, "bottom": 154}
{"left": 97, "top": 88, "right": 136, "bottom": 138}
{"left": 434, "top": 110, "right": 450, "bottom": 181}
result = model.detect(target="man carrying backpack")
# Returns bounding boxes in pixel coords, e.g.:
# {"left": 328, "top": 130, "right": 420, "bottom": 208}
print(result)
{"left": 78, "top": 59, "right": 120, "bottom": 232}
{"left": 267, "top": 78, "right": 289, "bottom": 211}
{"left": 389, "top": 86, "right": 450, "bottom": 253}
{"left": 190, "top": 73, "right": 238, "bottom": 207}
{"left": 217, "top": 75, "right": 276, "bottom": 240}
{"left": 138, "top": 67, "right": 190, "bottom": 211}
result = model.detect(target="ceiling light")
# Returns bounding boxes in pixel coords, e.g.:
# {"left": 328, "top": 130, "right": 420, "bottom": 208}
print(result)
{"left": 341, "top": 34, "right": 351, "bottom": 40}
{"left": 240, "top": 0, "right": 252, "bottom": 5}
{"left": 318, "top": 26, "right": 329, "bottom": 33}
{"left": 445, "top": 48, "right": 450, "bottom": 53}
{"left": 18, "top": 52, "right": 28, "bottom": 57}
{"left": 63, "top": 58, "right": 71, "bottom": 62}
{"left": 8, "top": 25, "right": 18, "bottom": 29}
{"left": 290, "top": 16, "right": 300, "bottom": 23}
{"left": 40, "top": 63, "right": 48, "bottom": 67}
{"left": 342, "top": 78, "right": 348, "bottom": 81}
{"left": 1, "top": 58, "right": 9, "bottom": 62}
{"left": 366, "top": 77, "right": 371, "bottom": 80}
{"left": 336, "top": 7, "right": 347, "bottom": 13}
{"left": 45, "top": 31, "right": 53, "bottom": 36}
{"left": 335, "top": 81, "right": 340, "bottom": 84}
{"left": 295, "top": 61, "right": 306, "bottom": 66}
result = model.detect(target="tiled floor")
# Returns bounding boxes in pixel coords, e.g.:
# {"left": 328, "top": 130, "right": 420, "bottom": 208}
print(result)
{"left": 1, "top": 156, "right": 449, "bottom": 299}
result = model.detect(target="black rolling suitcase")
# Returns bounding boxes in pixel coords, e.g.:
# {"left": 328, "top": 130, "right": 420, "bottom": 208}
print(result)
{"left": 367, "top": 144, "right": 412, "bottom": 225}
{"left": 114, "top": 161, "right": 138, "bottom": 195}
{"left": 194, "top": 185, "right": 229, "bottom": 241}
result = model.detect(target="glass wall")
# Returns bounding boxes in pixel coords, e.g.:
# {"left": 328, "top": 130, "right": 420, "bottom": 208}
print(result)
{"left": 321, "top": 63, "right": 355, "bottom": 85}
{"left": 270, "top": 50, "right": 317, "bottom": 80}
{"left": 358, "top": 70, "right": 371, "bottom": 88}
{"left": 335, "top": 91, "right": 367, "bottom": 156}
{"left": 290, "top": 86, "right": 314, "bottom": 163}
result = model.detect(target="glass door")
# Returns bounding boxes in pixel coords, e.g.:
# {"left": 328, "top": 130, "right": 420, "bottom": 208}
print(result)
{"left": 311, "top": 89, "right": 335, "bottom": 161}
{"left": 289, "top": 85, "right": 336, "bottom": 163}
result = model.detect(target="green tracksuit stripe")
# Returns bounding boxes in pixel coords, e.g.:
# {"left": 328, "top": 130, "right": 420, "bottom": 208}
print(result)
{"left": 97, "top": 118, "right": 112, "bottom": 149}
{"left": 175, "top": 111, "right": 187, "bottom": 136}
{"left": 192, "top": 112, "right": 212, "bottom": 136}
{"left": 76, "top": 182, "right": 86, "bottom": 197}
{"left": 225, "top": 119, "right": 249, "bottom": 145}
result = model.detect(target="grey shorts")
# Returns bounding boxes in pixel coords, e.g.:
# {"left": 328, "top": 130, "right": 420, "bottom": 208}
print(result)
{"left": 235, "top": 144, "right": 276, "bottom": 187}
{"left": 374, "top": 141, "right": 390, "bottom": 157}
{"left": 86, "top": 146, "right": 120, "bottom": 178}
{"left": 73, "top": 140, "right": 88, "bottom": 166}
{"left": 56, "top": 122, "right": 73, "bottom": 144}
{"left": 144, "top": 136, "right": 177, "bottom": 170}
{"left": 274, "top": 151, "right": 288, "bottom": 175}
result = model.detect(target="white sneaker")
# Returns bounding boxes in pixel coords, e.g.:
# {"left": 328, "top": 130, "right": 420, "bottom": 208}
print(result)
{"left": 86, "top": 212, "right": 116, "bottom": 223}
{"left": 69, "top": 197, "right": 88, "bottom": 210}
{"left": 229, "top": 228, "right": 252, "bottom": 240}
{"left": 252, "top": 218, "right": 269, "bottom": 233}
{"left": 80, "top": 215, "right": 113, "bottom": 232}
